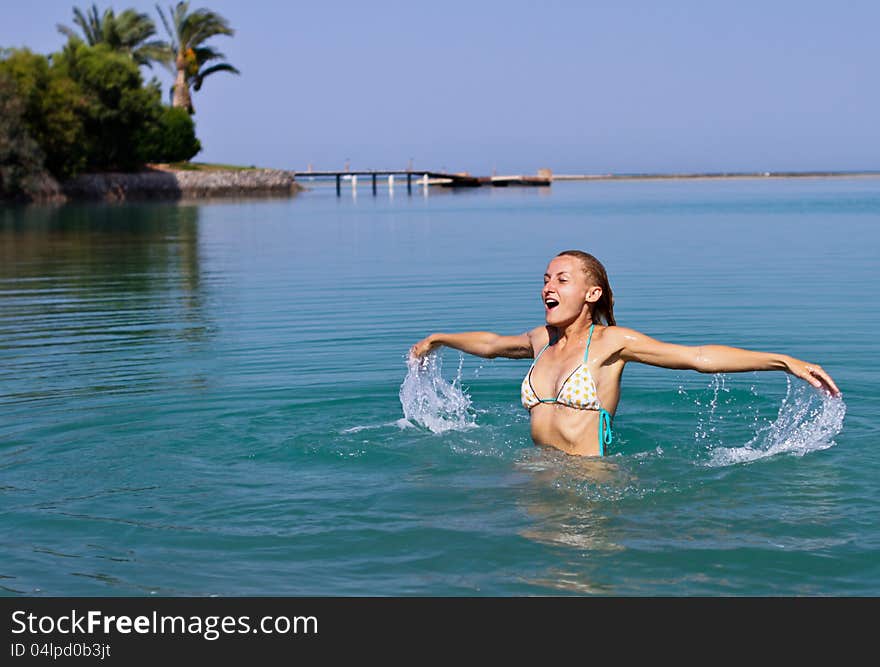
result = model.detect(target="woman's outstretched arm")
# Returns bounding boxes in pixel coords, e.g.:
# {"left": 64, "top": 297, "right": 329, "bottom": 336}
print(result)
{"left": 611, "top": 327, "right": 840, "bottom": 395}
{"left": 410, "top": 330, "right": 537, "bottom": 360}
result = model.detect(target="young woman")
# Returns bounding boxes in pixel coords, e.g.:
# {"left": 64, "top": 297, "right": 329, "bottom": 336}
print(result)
{"left": 409, "top": 250, "right": 840, "bottom": 457}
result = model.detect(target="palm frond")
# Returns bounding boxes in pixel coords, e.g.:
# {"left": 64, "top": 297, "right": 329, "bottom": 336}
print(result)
{"left": 199, "top": 63, "right": 240, "bottom": 77}
{"left": 172, "top": 1, "right": 190, "bottom": 41}
{"left": 191, "top": 46, "right": 224, "bottom": 63}
{"left": 56, "top": 24, "right": 80, "bottom": 42}
{"left": 180, "top": 7, "right": 234, "bottom": 49}
{"left": 115, "top": 9, "right": 157, "bottom": 45}
{"left": 70, "top": 5, "right": 102, "bottom": 45}
{"left": 59, "top": 4, "right": 166, "bottom": 70}
{"left": 101, "top": 9, "right": 123, "bottom": 50}
{"left": 155, "top": 3, "right": 180, "bottom": 52}
{"left": 134, "top": 40, "right": 172, "bottom": 68}
{"left": 191, "top": 62, "right": 239, "bottom": 90}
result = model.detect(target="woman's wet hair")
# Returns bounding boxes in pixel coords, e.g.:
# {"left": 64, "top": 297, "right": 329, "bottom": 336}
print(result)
{"left": 556, "top": 250, "right": 616, "bottom": 326}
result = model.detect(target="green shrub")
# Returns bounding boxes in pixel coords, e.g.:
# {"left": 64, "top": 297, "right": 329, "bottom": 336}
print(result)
{"left": 0, "top": 72, "right": 49, "bottom": 198}
{"left": 0, "top": 48, "right": 86, "bottom": 179}
{"left": 138, "top": 105, "right": 201, "bottom": 163}
{"left": 54, "top": 42, "right": 164, "bottom": 171}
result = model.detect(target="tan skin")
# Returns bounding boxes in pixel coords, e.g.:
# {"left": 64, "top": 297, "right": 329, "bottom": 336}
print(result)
{"left": 410, "top": 255, "right": 841, "bottom": 457}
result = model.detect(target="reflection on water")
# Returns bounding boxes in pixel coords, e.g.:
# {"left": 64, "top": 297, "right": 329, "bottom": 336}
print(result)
{"left": 514, "top": 450, "right": 630, "bottom": 593}
{"left": 526, "top": 568, "right": 615, "bottom": 595}
{"left": 516, "top": 448, "right": 633, "bottom": 493}
{"left": 0, "top": 203, "right": 210, "bottom": 405}
{"left": 0, "top": 203, "right": 201, "bottom": 295}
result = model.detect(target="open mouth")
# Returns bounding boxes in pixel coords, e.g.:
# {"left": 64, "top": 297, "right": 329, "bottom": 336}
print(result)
{"left": 544, "top": 298, "right": 559, "bottom": 310}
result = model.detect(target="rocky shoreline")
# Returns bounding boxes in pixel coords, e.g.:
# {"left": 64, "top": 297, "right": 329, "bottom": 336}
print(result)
{"left": 9, "top": 168, "right": 302, "bottom": 203}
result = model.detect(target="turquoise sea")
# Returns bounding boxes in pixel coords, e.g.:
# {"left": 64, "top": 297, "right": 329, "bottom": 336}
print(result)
{"left": 1, "top": 178, "right": 878, "bottom": 595}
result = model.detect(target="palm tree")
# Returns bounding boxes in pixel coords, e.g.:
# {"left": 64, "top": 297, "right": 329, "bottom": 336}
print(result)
{"left": 155, "top": 2, "right": 239, "bottom": 114}
{"left": 57, "top": 4, "right": 167, "bottom": 68}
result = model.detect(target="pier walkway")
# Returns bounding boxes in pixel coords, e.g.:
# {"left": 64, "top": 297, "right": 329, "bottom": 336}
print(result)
{"left": 291, "top": 170, "right": 550, "bottom": 196}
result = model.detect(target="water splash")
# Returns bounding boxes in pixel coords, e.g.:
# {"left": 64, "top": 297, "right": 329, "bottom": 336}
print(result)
{"left": 691, "top": 375, "right": 765, "bottom": 450}
{"left": 399, "top": 351, "right": 476, "bottom": 433}
{"left": 706, "top": 377, "right": 846, "bottom": 467}
{"left": 692, "top": 374, "right": 731, "bottom": 448}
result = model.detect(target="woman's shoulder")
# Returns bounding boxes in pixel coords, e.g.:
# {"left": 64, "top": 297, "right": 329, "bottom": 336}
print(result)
{"left": 525, "top": 325, "right": 554, "bottom": 347}
{"left": 527, "top": 324, "right": 552, "bottom": 338}
{"left": 596, "top": 324, "right": 645, "bottom": 347}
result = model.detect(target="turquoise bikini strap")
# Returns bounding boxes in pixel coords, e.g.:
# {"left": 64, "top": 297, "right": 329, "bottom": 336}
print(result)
{"left": 598, "top": 409, "right": 613, "bottom": 456}
{"left": 583, "top": 324, "right": 595, "bottom": 362}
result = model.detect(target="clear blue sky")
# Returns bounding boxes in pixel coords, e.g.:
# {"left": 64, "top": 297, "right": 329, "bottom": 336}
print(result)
{"left": 3, "top": 1, "right": 878, "bottom": 174}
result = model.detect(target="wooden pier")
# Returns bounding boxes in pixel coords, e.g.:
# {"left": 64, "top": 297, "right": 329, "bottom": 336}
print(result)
{"left": 291, "top": 170, "right": 551, "bottom": 196}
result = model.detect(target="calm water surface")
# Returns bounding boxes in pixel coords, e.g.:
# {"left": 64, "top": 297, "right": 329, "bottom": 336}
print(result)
{"left": 1, "top": 178, "right": 878, "bottom": 595}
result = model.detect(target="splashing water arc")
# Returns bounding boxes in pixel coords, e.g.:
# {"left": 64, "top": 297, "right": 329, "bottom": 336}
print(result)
{"left": 708, "top": 377, "right": 847, "bottom": 467}
{"left": 399, "top": 352, "right": 476, "bottom": 433}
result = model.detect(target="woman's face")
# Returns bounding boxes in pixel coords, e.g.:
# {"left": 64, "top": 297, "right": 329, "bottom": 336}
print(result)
{"left": 542, "top": 256, "right": 598, "bottom": 325}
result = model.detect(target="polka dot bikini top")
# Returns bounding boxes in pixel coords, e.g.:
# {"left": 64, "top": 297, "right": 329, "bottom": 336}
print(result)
{"left": 521, "top": 324, "right": 602, "bottom": 411}
{"left": 520, "top": 324, "right": 613, "bottom": 454}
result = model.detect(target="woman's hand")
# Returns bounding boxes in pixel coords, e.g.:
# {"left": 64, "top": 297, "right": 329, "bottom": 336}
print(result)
{"left": 784, "top": 357, "right": 841, "bottom": 396}
{"left": 409, "top": 334, "right": 439, "bottom": 360}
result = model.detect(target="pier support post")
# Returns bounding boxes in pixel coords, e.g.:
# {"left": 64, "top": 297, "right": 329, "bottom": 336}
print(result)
{"left": 407, "top": 172, "right": 412, "bottom": 195}
{"left": 336, "top": 174, "right": 341, "bottom": 196}
{"left": 372, "top": 173, "right": 377, "bottom": 195}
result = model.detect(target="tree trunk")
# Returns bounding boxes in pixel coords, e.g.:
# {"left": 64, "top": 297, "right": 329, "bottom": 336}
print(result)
{"left": 172, "top": 61, "right": 194, "bottom": 115}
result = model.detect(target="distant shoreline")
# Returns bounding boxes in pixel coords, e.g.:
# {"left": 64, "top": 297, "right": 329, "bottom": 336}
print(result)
{"left": 551, "top": 171, "right": 880, "bottom": 182}
{"left": 7, "top": 167, "right": 877, "bottom": 203}
{"left": 5, "top": 165, "right": 302, "bottom": 203}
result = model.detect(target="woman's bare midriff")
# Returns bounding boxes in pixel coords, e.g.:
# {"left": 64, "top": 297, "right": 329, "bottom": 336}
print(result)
{"left": 529, "top": 403, "right": 603, "bottom": 457}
